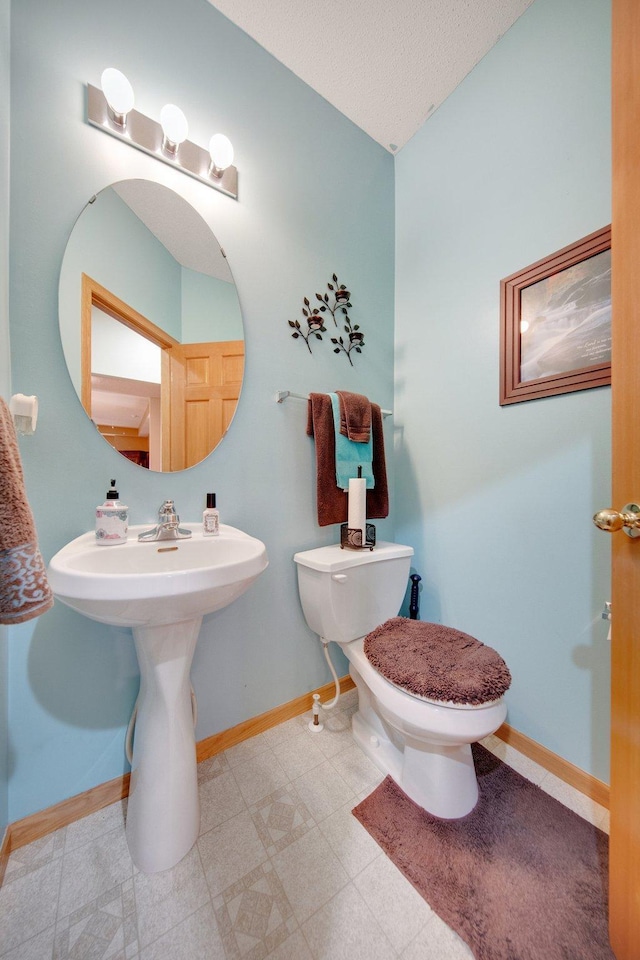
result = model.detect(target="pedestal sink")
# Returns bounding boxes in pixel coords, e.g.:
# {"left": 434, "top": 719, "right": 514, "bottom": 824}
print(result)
{"left": 48, "top": 523, "right": 268, "bottom": 873}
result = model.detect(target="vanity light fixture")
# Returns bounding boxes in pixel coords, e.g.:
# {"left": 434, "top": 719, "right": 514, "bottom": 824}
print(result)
{"left": 87, "top": 69, "right": 238, "bottom": 199}
{"left": 101, "top": 68, "right": 135, "bottom": 127}
{"left": 208, "top": 133, "right": 234, "bottom": 178}
{"left": 160, "top": 104, "right": 188, "bottom": 157}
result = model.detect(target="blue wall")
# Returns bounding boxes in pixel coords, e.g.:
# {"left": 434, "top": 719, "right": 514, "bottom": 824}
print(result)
{"left": 395, "top": 0, "right": 611, "bottom": 780}
{"left": 182, "top": 268, "right": 242, "bottom": 343}
{"left": 7, "top": 0, "right": 395, "bottom": 821}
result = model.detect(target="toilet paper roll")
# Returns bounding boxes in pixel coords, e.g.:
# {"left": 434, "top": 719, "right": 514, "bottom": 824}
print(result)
{"left": 347, "top": 477, "right": 366, "bottom": 537}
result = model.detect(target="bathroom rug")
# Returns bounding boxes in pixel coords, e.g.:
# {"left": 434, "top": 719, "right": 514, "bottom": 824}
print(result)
{"left": 353, "top": 744, "right": 614, "bottom": 960}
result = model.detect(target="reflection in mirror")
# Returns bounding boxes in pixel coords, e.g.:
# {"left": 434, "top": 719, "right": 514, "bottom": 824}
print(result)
{"left": 59, "top": 180, "right": 244, "bottom": 472}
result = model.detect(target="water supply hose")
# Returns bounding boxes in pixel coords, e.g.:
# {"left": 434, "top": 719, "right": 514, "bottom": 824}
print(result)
{"left": 320, "top": 639, "right": 341, "bottom": 709}
{"left": 125, "top": 685, "right": 198, "bottom": 764}
{"left": 308, "top": 638, "right": 341, "bottom": 732}
{"left": 125, "top": 700, "right": 138, "bottom": 765}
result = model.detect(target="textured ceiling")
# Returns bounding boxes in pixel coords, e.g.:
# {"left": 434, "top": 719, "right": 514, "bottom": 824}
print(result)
{"left": 206, "top": 0, "right": 535, "bottom": 152}
{"left": 112, "top": 180, "right": 232, "bottom": 281}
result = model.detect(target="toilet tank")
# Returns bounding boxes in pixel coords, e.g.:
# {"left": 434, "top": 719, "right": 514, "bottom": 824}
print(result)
{"left": 294, "top": 542, "right": 414, "bottom": 644}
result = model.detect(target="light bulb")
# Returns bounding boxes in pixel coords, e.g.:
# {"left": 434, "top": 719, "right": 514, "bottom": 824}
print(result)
{"left": 101, "top": 68, "right": 134, "bottom": 126}
{"left": 160, "top": 104, "right": 188, "bottom": 155}
{"left": 208, "top": 133, "right": 234, "bottom": 176}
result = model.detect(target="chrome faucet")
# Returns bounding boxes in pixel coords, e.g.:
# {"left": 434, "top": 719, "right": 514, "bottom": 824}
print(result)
{"left": 138, "top": 500, "right": 192, "bottom": 542}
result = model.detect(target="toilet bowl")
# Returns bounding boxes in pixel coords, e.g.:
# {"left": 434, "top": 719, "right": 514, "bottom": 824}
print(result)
{"left": 294, "top": 542, "right": 510, "bottom": 819}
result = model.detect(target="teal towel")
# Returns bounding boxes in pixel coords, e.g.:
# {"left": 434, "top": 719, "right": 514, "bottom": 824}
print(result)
{"left": 330, "top": 393, "right": 375, "bottom": 490}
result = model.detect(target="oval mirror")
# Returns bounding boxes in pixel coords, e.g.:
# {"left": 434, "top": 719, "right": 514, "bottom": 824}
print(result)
{"left": 59, "top": 179, "right": 244, "bottom": 472}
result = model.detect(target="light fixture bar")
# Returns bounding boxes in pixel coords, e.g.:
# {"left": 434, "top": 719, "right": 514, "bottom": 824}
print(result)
{"left": 86, "top": 84, "right": 238, "bottom": 200}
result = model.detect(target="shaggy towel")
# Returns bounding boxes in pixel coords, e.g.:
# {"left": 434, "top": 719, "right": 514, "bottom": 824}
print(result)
{"left": 307, "top": 392, "right": 389, "bottom": 526}
{"left": 353, "top": 745, "right": 614, "bottom": 960}
{"left": 0, "top": 398, "right": 53, "bottom": 624}
{"left": 364, "top": 617, "right": 511, "bottom": 705}
{"left": 336, "top": 390, "right": 371, "bottom": 442}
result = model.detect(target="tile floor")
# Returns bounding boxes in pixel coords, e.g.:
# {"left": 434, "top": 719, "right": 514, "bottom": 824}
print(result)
{"left": 0, "top": 688, "right": 609, "bottom": 960}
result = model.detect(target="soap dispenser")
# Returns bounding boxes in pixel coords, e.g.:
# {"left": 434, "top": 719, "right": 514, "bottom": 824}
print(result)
{"left": 95, "top": 479, "right": 128, "bottom": 545}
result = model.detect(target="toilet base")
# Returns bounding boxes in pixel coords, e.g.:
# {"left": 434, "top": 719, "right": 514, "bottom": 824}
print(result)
{"left": 347, "top": 655, "right": 485, "bottom": 819}
{"left": 351, "top": 708, "right": 479, "bottom": 818}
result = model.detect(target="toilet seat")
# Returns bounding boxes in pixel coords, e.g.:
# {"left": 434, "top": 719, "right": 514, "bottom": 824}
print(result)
{"left": 364, "top": 617, "right": 511, "bottom": 706}
{"left": 345, "top": 637, "right": 507, "bottom": 740}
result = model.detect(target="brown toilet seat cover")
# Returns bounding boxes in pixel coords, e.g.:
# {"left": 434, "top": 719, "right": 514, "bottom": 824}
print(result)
{"left": 363, "top": 617, "right": 512, "bottom": 705}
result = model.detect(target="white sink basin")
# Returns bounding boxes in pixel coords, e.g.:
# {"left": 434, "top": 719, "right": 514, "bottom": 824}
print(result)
{"left": 48, "top": 523, "right": 269, "bottom": 627}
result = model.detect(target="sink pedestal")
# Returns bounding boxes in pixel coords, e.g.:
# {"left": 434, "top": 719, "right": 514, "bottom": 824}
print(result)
{"left": 126, "top": 617, "right": 202, "bottom": 873}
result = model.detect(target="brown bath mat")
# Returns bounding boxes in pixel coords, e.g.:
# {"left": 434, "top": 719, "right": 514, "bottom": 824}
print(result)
{"left": 353, "top": 744, "right": 614, "bottom": 960}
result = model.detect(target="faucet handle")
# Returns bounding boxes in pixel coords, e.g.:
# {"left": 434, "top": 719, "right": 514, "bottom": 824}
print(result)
{"left": 159, "top": 499, "right": 177, "bottom": 518}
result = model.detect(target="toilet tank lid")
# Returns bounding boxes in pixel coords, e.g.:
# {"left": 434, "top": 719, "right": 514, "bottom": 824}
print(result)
{"left": 293, "top": 541, "right": 414, "bottom": 573}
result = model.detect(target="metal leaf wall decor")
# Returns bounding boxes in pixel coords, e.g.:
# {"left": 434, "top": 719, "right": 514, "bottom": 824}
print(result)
{"left": 287, "top": 274, "right": 365, "bottom": 366}
{"left": 288, "top": 296, "right": 327, "bottom": 354}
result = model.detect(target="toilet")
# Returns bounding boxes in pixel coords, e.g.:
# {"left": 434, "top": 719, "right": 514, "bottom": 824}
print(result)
{"left": 294, "top": 541, "right": 511, "bottom": 819}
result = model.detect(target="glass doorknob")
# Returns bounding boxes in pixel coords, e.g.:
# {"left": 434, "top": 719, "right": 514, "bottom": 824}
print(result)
{"left": 593, "top": 503, "right": 640, "bottom": 538}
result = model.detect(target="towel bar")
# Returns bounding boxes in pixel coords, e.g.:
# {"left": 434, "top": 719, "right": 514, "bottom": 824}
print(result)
{"left": 275, "top": 390, "right": 392, "bottom": 418}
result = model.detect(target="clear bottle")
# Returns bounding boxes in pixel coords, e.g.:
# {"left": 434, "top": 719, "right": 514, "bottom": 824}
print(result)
{"left": 95, "top": 479, "right": 128, "bottom": 545}
{"left": 203, "top": 492, "right": 219, "bottom": 536}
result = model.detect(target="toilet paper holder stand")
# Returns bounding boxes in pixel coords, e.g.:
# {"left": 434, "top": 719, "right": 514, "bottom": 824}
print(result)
{"left": 340, "top": 522, "right": 376, "bottom": 551}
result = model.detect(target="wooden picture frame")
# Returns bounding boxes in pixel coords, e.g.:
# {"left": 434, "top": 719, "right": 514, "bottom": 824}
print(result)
{"left": 499, "top": 226, "right": 611, "bottom": 405}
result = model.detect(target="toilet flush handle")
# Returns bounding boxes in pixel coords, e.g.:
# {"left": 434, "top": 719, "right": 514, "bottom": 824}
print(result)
{"left": 331, "top": 573, "right": 348, "bottom": 583}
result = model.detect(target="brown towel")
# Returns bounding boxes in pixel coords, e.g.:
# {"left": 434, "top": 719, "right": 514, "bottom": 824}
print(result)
{"left": 0, "top": 398, "right": 53, "bottom": 624}
{"left": 336, "top": 390, "right": 371, "bottom": 443}
{"left": 307, "top": 393, "right": 389, "bottom": 526}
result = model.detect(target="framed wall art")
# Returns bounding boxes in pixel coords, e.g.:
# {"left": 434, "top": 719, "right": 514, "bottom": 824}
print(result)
{"left": 500, "top": 225, "right": 611, "bottom": 405}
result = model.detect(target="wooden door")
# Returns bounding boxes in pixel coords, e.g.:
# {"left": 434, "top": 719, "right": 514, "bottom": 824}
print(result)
{"left": 608, "top": 1, "right": 640, "bottom": 954}
{"left": 166, "top": 340, "right": 244, "bottom": 471}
